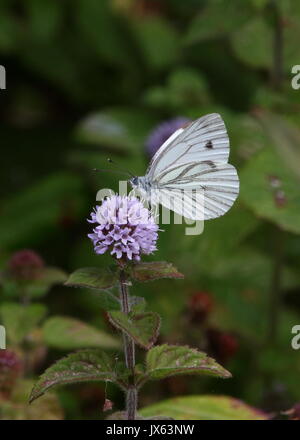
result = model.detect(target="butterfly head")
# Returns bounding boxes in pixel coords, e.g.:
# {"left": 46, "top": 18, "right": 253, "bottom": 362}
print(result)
{"left": 129, "top": 176, "right": 139, "bottom": 188}
{"left": 129, "top": 176, "right": 151, "bottom": 200}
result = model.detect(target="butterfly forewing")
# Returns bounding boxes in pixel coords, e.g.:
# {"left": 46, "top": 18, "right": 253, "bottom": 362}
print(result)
{"left": 147, "top": 113, "right": 230, "bottom": 180}
{"left": 141, "top": 113, "right": 239, "bottom": 221}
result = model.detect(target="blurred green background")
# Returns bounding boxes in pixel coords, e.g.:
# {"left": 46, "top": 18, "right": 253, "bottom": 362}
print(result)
{"left": 1, "top": 0, "right": 300, "bottom": 420}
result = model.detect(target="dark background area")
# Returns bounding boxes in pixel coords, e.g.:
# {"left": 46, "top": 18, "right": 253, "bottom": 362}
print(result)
{"left": 1, "top": 0, "right": 300, "bottom": 420}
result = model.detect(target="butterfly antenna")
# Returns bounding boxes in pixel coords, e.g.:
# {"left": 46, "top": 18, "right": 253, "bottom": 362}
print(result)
{"left": 107, "top": 158, "right": 135, "bottom": 178}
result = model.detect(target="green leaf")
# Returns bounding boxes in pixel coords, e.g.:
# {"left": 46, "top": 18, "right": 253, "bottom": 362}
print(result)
{"left": 75, "top": 0, "right": 135, "bottom": 67}
{"left": 26, "top": 267, "right": 67, "bottom": 298}
{"left": 108, "top": 311, "right": 160, "bottom": 350}
{"left": 131, "top": 17, "right": 179, "bottom": 71}
{"left": 231, "top": 15, "right": 300, "bottom": 72}
{"left": 0, "top": 267, "right": 67, "bottom": 300}
{"left": 42, "top": 316, "right": 120, "bottom": 350}
{"left": 144, "top": 68, "right": 211, "bottom": 112}
{"left": 130, "top": 262, "right": 184, "bottom": 283}
{"left": 140, "top": 395, "right": 269, "bottom": 420}
{"left": 0, "top": 302, "right": 47, "bottom": 345}
{"left": 130, "top": 296, "right": 146, "bottom": 313}
{"left": 257, "top": 112, "right": 300, "bottom": 181}
{"left": 65, "top": 267, "right": 118, "bottom": 291}
{"left": 240, "top": 146, "right": 300, "bottom": 234}
{"left": 185, "top": 0, "right": 253, "bottom": 44}
{"left": 30, "top": 349, "right": 128, "bottom": 403}
{"left": 144, "top": 344, "right": 231, "bottom": 381}
{"left": 0, "top": 8, "right": 20, "bottom": 53}
{"left": 24, "top": 0, "right": 63, "bottom": 41}
{"left": 1, "top": 379, "right": 63, "bottom": 420}
{"left": 231, "top": 17, "right": 272, "bottom": 69}
{"left": 64, "top": 266, "right": 120, "bottom": 311}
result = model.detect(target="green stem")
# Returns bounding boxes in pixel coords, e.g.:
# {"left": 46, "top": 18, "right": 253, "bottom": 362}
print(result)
{"left": 119, "top": 269, "right": 137, "bottom": 420}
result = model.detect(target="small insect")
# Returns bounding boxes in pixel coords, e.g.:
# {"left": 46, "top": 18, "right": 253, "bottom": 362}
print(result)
{"left": 129, "top": 113, "right": 239, "bottom": 221}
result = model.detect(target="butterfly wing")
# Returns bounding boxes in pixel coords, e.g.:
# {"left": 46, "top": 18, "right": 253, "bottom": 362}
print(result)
{"left": 154, "top": 161, "right": 239, "bottom": 220}
{"left": 144, "top": 113, "right": 238, "bottom": 220}
{"left": 147, "top": 113, "right": 230, "bottom": 180}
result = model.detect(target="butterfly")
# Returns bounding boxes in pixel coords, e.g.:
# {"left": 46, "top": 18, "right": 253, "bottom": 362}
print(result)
{"left": 129, "top": 113, "right": 239, "bottom": 221}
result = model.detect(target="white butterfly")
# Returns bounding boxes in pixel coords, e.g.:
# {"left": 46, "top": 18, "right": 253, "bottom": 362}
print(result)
{"left": 129, "top": 113, "right": 239, "bottom": 221}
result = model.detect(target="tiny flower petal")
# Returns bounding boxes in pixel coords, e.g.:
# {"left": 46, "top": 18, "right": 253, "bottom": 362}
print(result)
{"left": 88, "top": 195, "right": 159, "bottom": 261}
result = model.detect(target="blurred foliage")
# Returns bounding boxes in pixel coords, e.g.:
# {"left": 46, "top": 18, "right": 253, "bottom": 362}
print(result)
{"left": 140, "top": 395, "right": 269, "bottom": 420}
{"left": 1, "top": 0, "right": 300, "bottom": 419}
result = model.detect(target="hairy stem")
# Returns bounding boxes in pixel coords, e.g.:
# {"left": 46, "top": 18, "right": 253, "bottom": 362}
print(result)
{"left": 119, "top": 269, "right": 137, "bottom": 420}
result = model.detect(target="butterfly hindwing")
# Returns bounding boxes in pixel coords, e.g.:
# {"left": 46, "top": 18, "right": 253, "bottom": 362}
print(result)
{"left": 155, "top": 161, "right": 239, "bottom": 220}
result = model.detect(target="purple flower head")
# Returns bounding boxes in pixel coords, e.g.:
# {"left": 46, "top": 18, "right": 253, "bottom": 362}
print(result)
{"left": 8, "top": 249, "right": 44, "bottom": 281}
{"left": 145, "top": 117, "right": 191, "bottom": 157}
{"left": 0, "top": 350, "right": 23, "bottom": 398}
{"left": 88, "top": 195, "right": 158, "bottom": 262}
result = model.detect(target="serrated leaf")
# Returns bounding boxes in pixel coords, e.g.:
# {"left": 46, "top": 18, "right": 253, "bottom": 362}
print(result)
{"left": 140, "top": 395, "right": 269, "bottom": 420}
{"left": 130, "top": 262, "right": 184, "bottom": 282}
{"left": 42, "top": 316, "right": 120, "bottom": 350}
{"left": 30, "top": 349, "right": 128, "bottom": 403}
{"left": 144, "top": 344, "right": 231, "bottom": 381}
{"left": 0, "top": 302, "right": 47, "bottom": 345}
{"left": 65, "top": 267, "right": 118, "bottom": 291}
{"left": 108, "top": 311, "right": 160, "bottom": 350}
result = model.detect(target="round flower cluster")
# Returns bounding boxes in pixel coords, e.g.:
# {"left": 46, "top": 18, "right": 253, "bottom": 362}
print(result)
{"left": 145, "top": 117, "right": 190, "bottom": 157}
{"left": 88, "top": 195, "right": 158, "bottom": 261}
{"left": 0, "top": 350, "right": 23, "bottom": 398}
{"left": 8, "top": 249, "right": 44, "bottom": 281}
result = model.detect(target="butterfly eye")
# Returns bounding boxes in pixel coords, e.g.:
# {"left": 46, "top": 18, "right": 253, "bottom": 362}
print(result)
{"left": 131, "top": 177, "right": 138, "bottom": 186}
